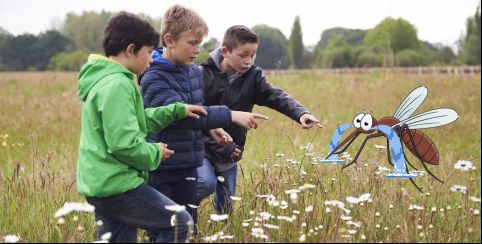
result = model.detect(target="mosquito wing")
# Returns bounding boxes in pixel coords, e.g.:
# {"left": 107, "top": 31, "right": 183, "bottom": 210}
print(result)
{"left": 394, "top": 108, "right": 459, "bottom": 129}
{"left": 393, "top": 86, "right": 428, "bottom": 121}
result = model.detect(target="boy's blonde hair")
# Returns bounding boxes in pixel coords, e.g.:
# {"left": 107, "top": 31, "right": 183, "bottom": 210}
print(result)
{"left": 160, "top": 5, "right": 208, "bottom": 47}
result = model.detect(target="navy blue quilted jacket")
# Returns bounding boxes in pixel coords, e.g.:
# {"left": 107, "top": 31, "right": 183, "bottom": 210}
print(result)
{"left": 140, "top": 49, "right": 232, "bottom": 170}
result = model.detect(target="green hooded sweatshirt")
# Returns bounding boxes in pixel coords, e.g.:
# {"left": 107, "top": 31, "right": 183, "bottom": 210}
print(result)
{"left": 77, "top": 54, "right": 187, "bottom": 197}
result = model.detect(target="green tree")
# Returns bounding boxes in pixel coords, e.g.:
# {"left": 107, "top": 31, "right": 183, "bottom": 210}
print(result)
{"left": 462, "top": 4, "right": 481, "bottom": 65}
{"left": 288, "top": 16, "right": 304, "bottom": 69}
{"left": 318, "top": 35, "right": 353, "bottom": 68}
{"left": 364, "top": 17, "right": 420, "bottom": 66}
{"left": 48, "top": 50, "right": 89, "bottom": 71}
{"left": 252, "top": 25, "right": 290, "bottom": 69}
{"left": 317, "top": 27, "right": 366, "bottom": 50}
{"left": 62, "top": 11, "right": 112, "bottom": 52}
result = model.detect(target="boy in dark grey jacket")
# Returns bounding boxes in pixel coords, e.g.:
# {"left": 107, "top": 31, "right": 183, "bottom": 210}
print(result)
{"left": 198, "top": 25, "right": 322, "bottom": 214}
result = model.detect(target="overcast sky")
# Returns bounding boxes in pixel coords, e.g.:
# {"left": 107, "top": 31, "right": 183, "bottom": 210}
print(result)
{"left": 0, "top": 0, "right": 480, "bottom": 47}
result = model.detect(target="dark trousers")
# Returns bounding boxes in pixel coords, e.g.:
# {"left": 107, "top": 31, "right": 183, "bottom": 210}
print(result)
{"left": 86, "top": 184, "right": 193, "bottom": 243}
{"left": 147, "top": 168, "right": 198, "bottom": 236}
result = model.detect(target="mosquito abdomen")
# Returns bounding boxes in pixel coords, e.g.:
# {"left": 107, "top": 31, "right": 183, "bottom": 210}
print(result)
{"left": 401, "top": 130, "right": 439, "bottom": 165}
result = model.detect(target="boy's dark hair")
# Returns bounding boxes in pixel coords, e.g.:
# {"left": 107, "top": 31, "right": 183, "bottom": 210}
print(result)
{"left": 103, "top": 11, "right": 160, "bottom": 56}
{"left": 222, "top": 25, "right": 258, "bottom": 52}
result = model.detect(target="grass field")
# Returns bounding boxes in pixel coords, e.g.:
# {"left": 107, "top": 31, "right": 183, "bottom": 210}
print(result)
{"left": 0, "top": 71, "right": 480, "bottom": 243}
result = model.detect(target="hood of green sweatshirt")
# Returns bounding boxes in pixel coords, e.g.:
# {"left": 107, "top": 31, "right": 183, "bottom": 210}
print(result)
{"left": 77, "top": 54, "right": 135, "bottom": 102}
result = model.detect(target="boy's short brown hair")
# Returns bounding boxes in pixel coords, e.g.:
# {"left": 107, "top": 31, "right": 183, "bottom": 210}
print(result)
{"left": 222, "top": 25, "right": 258, "bottom": 52}
{"left": 160, "top": 5, "right": 208, "bottom": 47}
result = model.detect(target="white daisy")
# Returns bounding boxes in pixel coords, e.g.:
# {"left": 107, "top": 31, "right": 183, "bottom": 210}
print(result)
{"left": 165, "top": 204, "right": 186, "bottom": 212}
{"left": 454, "top": 160, "right": 473, "bottom": 171}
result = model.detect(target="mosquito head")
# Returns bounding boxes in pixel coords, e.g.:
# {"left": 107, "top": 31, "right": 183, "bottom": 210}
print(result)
{"left": 353, "top": 113, "right": 378, "bottom": 134}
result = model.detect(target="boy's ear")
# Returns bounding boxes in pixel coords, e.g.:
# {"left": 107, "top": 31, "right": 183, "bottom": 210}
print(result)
{"left": 163, "top": 33, "right": 175, "bottom": 48}
{"left": 221, "top": 47, "right": 229, "bottom": 58}
{"left": 125, "top": 44, "right": 136, "bottom": 57}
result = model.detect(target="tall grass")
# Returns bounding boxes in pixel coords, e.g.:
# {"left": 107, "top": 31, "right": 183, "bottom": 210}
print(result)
{"left": 0, "top": 71, "right": 480, "bottom": 242}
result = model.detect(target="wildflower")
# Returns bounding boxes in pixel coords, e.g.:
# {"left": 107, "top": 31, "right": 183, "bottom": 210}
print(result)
{"left": 242, "top": 222, "right": 250, "bottom": 227}
{"left": 473, "top": 209, "right": 480, "bottom": 215}
{"left": 280, "top": 201, "right": 288, "bottom": 209}
{"left": 54, "top": 202, "right": 95, "bottom": 218}
{"left": 431, "top": 207, "right": 437, "bottom": 212}
{"left": 101, "top": 232, "right": 112, "bottom": 241}
{"left": 210, "top": 214, "right": 229, "bottom": 221}
{"left": 96, "top": 220, "right": 103, "bottom": 226}
{"left": 3, "top": 235, "right": 20, "bottom": 243}
{"left": 348, "top": 229, "right": 357, "bottom": 235}
{"left": 384, "top": 227, "right": 388, "bottom": 231}
{"left": 276, "top": 153, "right": 285, "bottom": 157}
{"left": 361, "top": 234, "right": 367, "bottom": 240}
{"left": 341, "top": 215, "right": 352, "bottom": 221}
{"left": 375, "top": 166, "right": 391, "bottom": 175}
{"left": 375, "top": 212, "right": 380, "bottom": 217}
{"left": 299, "top": 233, "right": 306, "bottom": 242}
{"left": 469, "top": 196, "right": 481, "bottom": 203}
{"left": 301, "top": 222, "right": 307, "bottom": 227}
{"left": 230, "top": 196, "right": 242, "bottom": 201}
{"left": 375, "top": 144, "right": 386, "bottom": 149}
{"left": 277, "top": 215, "right": 295, "bottom": 222}
{"left": 305, "top": 205, "right": 314, "bottom": 212}
{"left": 170, "top": 215, "right": 177, "bottom": 226}
{"left": 72, "top": 215, "right": 79, "bottom": 221}
{"left": 2, "top": 141, "right": 6, "bottom": 147}
{"left": 408, "top": 204, "right": 424, "bottom": 211}
{"left": 429, "top": 224, "right": 434, "bottom": 229}
{"left": 77, "top": 225, "right": 85, "bottom": 231}
{"left": 346, "top": 193, "right": 372, "bottom": 204}
{"left": 376, "top": 224, "right": 380, "bottom": 229}
{"left": 264, "top": 224, "right": 280, "bottom": 229}
{"left": 293, "top": 210, "right": 301, "bottom": 215}
{"left": 325, "top": 200, "right": 351, "bottom": 214}
{"left": 57, "top": 218, "right": 65, "bottom": 225}
{"left": 217, "top": 176, "right": 225, "bottom": 182}
{"left": 259, "top": 212, "right": 272, "bottom": 220}
{"left": 389, "top": 204, "right": 394, "bottom": 209}
{"left": 454, "top": 160, "right": 473, "bottom": 171}
{"left": 325, "top": 207, "right": 332, "bottom": 213}
{"left": 450, "top": 185, "right": 468, "bottom": 194}
{"left": 346, "top": 220, "right": 361, "bottom": 228}
{"left": 165, "top": 204, "right": 186, "bottom": 212}
{"left": 417, "top": 225, "right": 423, "bottom": 230}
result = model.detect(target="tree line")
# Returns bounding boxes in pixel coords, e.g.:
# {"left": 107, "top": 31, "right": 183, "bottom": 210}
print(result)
{"left": 0, "top": 5, "right": 479, "bottom": 71}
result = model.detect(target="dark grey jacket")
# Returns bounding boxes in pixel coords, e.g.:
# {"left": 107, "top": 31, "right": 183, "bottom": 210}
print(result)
{"left": 201, "top": 52, "right": 310, "bottom": 168}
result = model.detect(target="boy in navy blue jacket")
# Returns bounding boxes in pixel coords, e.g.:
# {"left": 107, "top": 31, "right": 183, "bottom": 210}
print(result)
{"left": 198, "top": 25, "right": 322, "bottom": 215}
{"left": 140, "top": 5, "right": 267, "bottom": 236}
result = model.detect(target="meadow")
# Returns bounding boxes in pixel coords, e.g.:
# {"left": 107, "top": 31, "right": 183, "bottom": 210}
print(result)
{"left": 0, "top": 71, "right": 480, "bottom": 243}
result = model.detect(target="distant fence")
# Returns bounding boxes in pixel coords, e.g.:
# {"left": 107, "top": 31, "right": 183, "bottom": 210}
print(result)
{"left": 262, "top": 66, "right": 481, "bottom": 76}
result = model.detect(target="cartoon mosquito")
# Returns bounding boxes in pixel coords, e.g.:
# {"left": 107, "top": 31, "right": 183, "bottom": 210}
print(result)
{"left": 319, "top": 86, "right": 458, "bottom": 192}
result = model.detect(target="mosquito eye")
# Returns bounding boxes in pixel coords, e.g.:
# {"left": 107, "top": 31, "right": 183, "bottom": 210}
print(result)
{"left": 353, "top": 113, "right": 365, "bottom": 128}
{"left": 361, "top": 114, "right": 373, "bottom": 131}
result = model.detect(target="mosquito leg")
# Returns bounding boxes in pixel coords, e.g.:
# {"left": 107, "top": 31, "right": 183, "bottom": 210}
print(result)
{"left": 333, "top": 132, "right": 361, "bottom": 155}
{"left": 402, "top": 125, "right": 444, "bottom": 184}
{"left": 342, "top": 132, "right": 384, "bottom": 169}
{"left": 327, "top": 132, "right": 361, "bottom": 158}
{"left": 407, "top": 163, "right": 423, "bottom": 193}
{"left": 394, "top": 126, "right": 419, "bottom": 171}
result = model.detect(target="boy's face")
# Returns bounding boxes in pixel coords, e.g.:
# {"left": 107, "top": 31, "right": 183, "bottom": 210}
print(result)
{"left": 129, "top": 45, "right": 154, "bottom": 75}
{"left": 221, "top": 42, "right": 258, "bottom": 73}
{"left": 167, "top": 32, "right": 203, "bottom": 65}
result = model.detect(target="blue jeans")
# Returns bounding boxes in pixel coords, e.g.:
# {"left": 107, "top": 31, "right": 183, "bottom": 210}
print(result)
{"left": 86, "top": 184, "right": 193, "bottom": 243}
{"left": 197, "top": 157, "right": 238, "bottom": 214}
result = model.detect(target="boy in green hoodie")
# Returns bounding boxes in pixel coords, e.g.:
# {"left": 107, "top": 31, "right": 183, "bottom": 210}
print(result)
{"left": 76, "top": 12, "right": 206, "bottom": 243}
